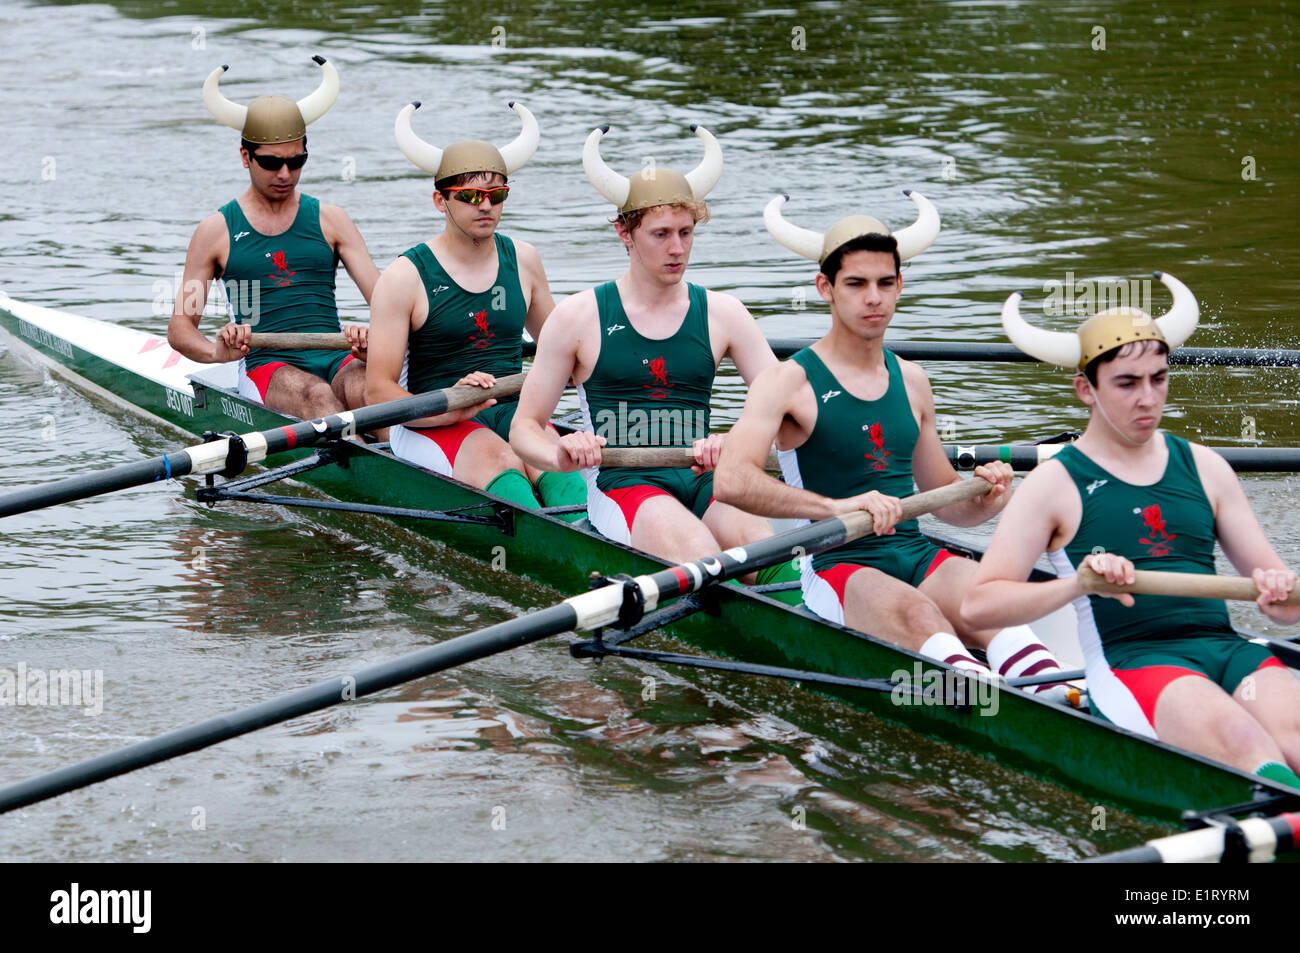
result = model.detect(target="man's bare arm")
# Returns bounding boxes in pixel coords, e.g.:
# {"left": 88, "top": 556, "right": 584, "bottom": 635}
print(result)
{"left": 961, "top": 462, "right": 1089, "bottom": 630}
{"left": 905, "top": 362, "right": 1013, "bottom": 526}
{"left": 322, "top": 204, "right": 379, "bottom": 303}
{"left": 708, "top": 291, "right": 777, "bottom": 384}
{"left": 166, "top": 215, "right": 245, "bottom": 364}
{"left": 517, "top": 240, "right": 556, "bottom": 343}
{"left": 1194, "top": 443, "right": 1300, "bottom": 624}
{"left": 510, "top": 294, "right": 597, "bottom": 472}
{"left": 366, "top": 257, "right": 492, "bottom": 427}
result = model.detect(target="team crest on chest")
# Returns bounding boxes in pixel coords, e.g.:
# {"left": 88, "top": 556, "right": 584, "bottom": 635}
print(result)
{"left": 469, "top": 310, "right": 495, "bottom": 350}
{"left": 266, "top": 250, "right": 296, "bottom": 288}
{"left": 643, "top": 356, "right": 673, "bottom": 400}
{"left": 1135, "top": 504, "right": 1177, "bottom": 557}
{"left": 863, "top": 421, "right": 891, "bottom": 470}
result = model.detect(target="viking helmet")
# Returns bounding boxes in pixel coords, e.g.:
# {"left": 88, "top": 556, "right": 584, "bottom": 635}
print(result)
{"left": 583, "top": 124, "right": 723, "bottom": 213}
{"left": 395, "top": 101, "right": 539, "bottom": 185}
{"left": 203, "top": 55, "right": 339, "bottom": 145}
{"left": 764, "top": 190, "right": 940, "bottom": 265}
{"left": 1002, "top": 272, "right": 1199, "bottom": 371}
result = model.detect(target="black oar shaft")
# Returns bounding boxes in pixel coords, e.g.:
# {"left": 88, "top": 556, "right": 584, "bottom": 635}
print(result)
{"left": 946, "top": 445, "right": 1300, "bottom": 474}
{"left": 0, "top": 602, "right": 578, "bottom": 814}
{"left": 632, "top": 479, "right": 992, "bottom": 605}
{"left": 0, "top": 373, "right": 525, "bottom": 519}
{"left": 0, "top": 453, "right": 194, "bottom": 518}
{"left": 523, "top": 338, "right": 1300, "bottom": 367}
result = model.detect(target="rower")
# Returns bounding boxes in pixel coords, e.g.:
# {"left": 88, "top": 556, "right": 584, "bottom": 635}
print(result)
{"left": 510, "top": 124, "right": 795, "bottom": 585}
{"left": 714, "top": 193, "right": 1074, "bottom": 698}
{"left": 962, "top": 274, "right": 1300, "bottom": 785}
{"left": 168, "top": 57, "right": 379, "bottom": 418}
{"left": 366, "top": 101, "right": 584, "bottom": 512}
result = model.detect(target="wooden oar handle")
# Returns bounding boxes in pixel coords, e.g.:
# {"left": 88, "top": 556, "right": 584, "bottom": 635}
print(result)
{"left": 600, "top": 446, "right": 781, "bottom": 470}
{"left": 443, "top": 372, "right": 527, "bottom": 412}
{"left": 248, "top": 332, "right": 351, "bottom": 350}
{"left": 839, "top": 477, "right": 993, "bottom": 539}
{"left": 1076, "top": 566, "right": 1300, "bottom": 604}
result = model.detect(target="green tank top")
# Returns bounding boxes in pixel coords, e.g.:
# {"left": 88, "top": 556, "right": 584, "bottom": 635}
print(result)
{"left": 220, "top": 194, "right": 341, "bottom": 371}
{"left": 790, "top": 347, "right": 923, "bottom": 544}
{"left": 1055, "top": 434, "right": 1233, "bottom": 644}
{"left": 401, "top": 234, "right": 527, "bottom": 393}
{"left": 579, "top": 282, "right": 713, "bottom": 449}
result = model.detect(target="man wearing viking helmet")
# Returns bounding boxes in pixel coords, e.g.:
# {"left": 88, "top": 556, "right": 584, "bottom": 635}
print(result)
{"left": 366, "top": 101, "right": 584, "bottom": 512}
{"left": 714, "top": 194, "right": 1076, "bottom": 700}
{"left": 510, "top": 124, "right": 791, "bottom": 583}
{"left": 963, "top": 276, "right": 1300, "bottom": 785}
{"left": 167, "top": 57, "right": 379, "bottom": 418}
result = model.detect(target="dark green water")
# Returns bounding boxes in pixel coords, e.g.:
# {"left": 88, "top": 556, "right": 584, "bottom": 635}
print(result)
{"left": 0, "top": 0, "right": 1296, "bottom": 861}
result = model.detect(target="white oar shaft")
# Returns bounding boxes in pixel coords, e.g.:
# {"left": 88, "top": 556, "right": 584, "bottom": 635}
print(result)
{"left": 1077, "top": 567, "right": 1300, "bottom": 604}
{"left": 248, "top": 332, "right": 351, "bottom": 350}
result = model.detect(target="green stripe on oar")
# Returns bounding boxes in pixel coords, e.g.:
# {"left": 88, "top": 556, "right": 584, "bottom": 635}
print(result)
{"left": 0, "top": 373, "right": 525, "bottom": 519}
{"left": 1077, "top": 566, "right": 1300, "bottom": 604}
{"left": 0, "top": 475, "right": 995, "bottom": 813}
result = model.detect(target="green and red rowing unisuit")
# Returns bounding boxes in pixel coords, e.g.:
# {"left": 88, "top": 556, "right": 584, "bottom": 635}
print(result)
{"left": 221, "top": 194, "right": 350, "bottom": 401}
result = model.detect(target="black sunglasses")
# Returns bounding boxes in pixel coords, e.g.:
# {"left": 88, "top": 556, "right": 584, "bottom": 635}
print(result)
{"left": 249, "top": 151, "right": 309, "bottom": 171}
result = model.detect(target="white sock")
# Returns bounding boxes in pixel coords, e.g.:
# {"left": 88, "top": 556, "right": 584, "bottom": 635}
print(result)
{"left": 919, "top": 632, "right": 988, "bottom": 673}
{"left": 986, "top": 625, "right": 1076, "bottom": 703}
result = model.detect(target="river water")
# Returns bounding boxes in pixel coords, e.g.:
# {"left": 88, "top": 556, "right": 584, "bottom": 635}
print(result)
{"left": 0, "top": 0, "right": 1296, "bottom": 861}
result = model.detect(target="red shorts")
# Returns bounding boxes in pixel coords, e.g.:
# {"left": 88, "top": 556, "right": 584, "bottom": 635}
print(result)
{"left": 246, "top": 353, "right": 355, "bottom": 403}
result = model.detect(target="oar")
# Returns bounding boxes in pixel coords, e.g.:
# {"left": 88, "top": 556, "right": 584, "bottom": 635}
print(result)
{"left": 0, "top": 475, "right": 993, "bottom": 813}
{"left": 518, "top": 339, "right": 1300, "bottom": 367}
{"left": 0, "top": 374, "right": 525, "bottom": 519}
{"left": 946, "top": 444, "right": 1300, "bottom": 474}
{"left": 248, "top": 332, "right": 351, "bottom": 350}
{"left": 602, "top": 443, "right": 1300, "bottom": 475}
{"left": 1077, "top": 566, "right": 1300, "bottom": 604}
{"left": 1083, "top": 812, "right": 1300, "bottom": 863}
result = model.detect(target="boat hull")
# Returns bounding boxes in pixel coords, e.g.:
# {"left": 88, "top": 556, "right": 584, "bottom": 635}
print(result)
{"left": 0, "top": 292, "right": 1292, "bottom": 825}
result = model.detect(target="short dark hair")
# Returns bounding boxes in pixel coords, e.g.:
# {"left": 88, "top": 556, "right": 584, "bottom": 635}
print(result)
{"left": 820, "top": 233, "right": 900, "bottom": 283}
{"left": 1082, "top": 338, "right": 1170, "bottom": 385}
{"left": 241, "top": 135, "right": 307, "bottom": 154}
{"left": 435, "top": 169, "right": 507, "bottom": 191}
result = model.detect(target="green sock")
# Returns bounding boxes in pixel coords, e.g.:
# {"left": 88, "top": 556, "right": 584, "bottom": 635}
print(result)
{"left": 485, "top": 469, "right": 540, "bottom": 509}
{"left": 1255, "top": 760, "right": 1300, "bottom": 789}
{"left": 535, "top": 471, "right": 587, "bottom": 522}
{"left": 755, "top": 560, "right": 804, "bottom": 606}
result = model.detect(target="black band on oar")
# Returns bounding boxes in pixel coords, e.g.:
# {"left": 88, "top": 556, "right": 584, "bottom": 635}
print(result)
{"left": 0, "top": 373, "right": 525, "bottom": 519}
{"left": 0, "top": 476, "right": 995, "bottom": 813}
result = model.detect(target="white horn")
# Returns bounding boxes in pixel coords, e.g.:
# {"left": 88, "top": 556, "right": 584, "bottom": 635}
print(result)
{"left": 582, "top": 125, "right": 630, "bottom": 208}
{"left": 1001, "top": 292, "right": 1082, "bottom": 368}
{"left": 891, "top": 189, "right": 941, "bottom": 261}
{"left": 763, "top": 195, "right": 824, "bottom": 262}
{"left": 683, "top": 124, "right": 723, "bottom": 200}
{"left": 394, "top": 101, "right": 443, "bottom": 175}
{"left": 297, "top": 55, "right": 340, "bottom": 126}
{"left": 499, "top": 101, "right": 539, "bottom": 175}
{"left": 202, "top": 65, "right": 247, "bottom": 132}
{"left": 1152, "top": 271, "right": 1199, "bottom": 348}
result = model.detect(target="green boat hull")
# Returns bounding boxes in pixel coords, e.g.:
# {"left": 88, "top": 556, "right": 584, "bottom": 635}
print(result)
{"left": 1, "top": 296, "right": 1291, "bottom": 826}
